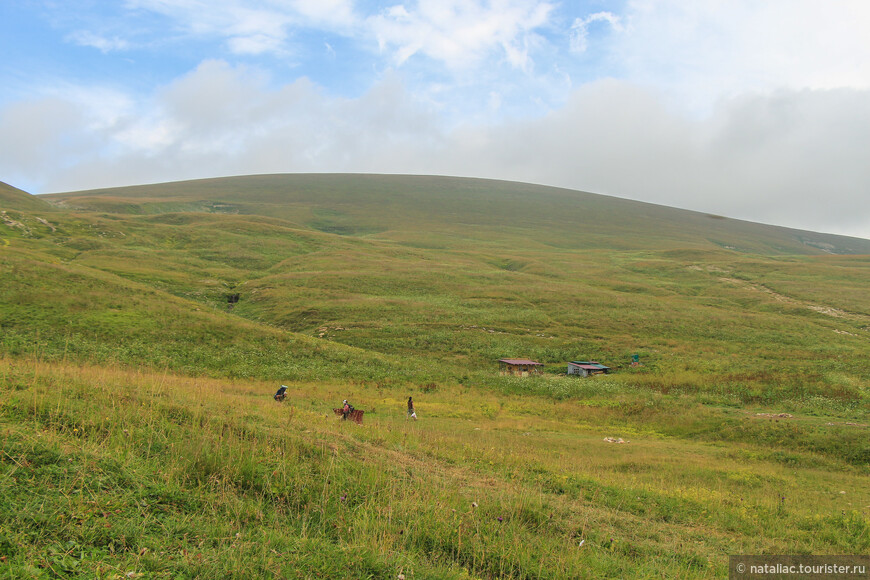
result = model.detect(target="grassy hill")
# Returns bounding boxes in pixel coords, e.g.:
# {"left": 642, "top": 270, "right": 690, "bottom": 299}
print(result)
{"left": 1, "top": 181, "right": 54, "bottom": 213}
{"left": 2, "top": 173, "right": 869, "bottom": 577}
{"left": 36, "top": 174, "right": 870, "bottom": 401}
{"left": 46, "top": 173, "right": 870, "bottom": 254}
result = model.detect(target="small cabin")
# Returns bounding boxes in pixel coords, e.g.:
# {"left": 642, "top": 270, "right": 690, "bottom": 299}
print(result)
{"left": 499, "top": 359, "right": 543, "bottom": 377}
{"left": 567, "top": 361, "right": 611, "bottom": 377}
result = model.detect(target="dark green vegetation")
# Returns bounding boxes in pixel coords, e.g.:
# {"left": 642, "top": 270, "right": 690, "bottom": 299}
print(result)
{"left": 2, "top": 174, "right": 869, "bottom": 577}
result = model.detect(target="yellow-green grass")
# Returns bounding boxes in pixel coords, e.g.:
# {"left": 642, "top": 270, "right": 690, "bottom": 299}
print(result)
{"left": 2, "top": 173, "right": 869, "bottom": 576}
{"left": 2, "top": 357, "right": 867, "bottom": 578}
{"left": 4, "top": 174, "right": 870, "bottom": 414}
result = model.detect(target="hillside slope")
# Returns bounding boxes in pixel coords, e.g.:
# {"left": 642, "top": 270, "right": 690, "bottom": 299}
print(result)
{"left": 46, "top": 174, "right": 870, "bottom": 255}
{"left": 0, "top": 242, "right": 406, "bottom": 383}
{"left": 2, "top": 173, "right": 868, "bottom": 578}
{"left": 1, "top": 181, "right": 54, "bottom": 213}
{"left": 0, "top": 174, "right": 862, "bottom": 392}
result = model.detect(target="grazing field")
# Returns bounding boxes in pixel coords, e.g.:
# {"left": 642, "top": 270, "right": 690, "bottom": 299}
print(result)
{"left": 1, "top": 174, "right": 869, "bottom": 577}
{"left": 2, "top": 358, "right": 868, "bottom": 578}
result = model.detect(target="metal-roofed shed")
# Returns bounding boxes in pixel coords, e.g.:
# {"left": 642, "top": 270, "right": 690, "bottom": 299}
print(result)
{"left": 567, "top": 361, "right": 611, "bottom": 377}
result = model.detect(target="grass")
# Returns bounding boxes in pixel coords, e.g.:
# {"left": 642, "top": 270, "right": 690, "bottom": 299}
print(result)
{"left": 1, "top": 173, "right": 869, "bottom": 576}
{"left": 2, "top": 357, "right": 868, "bottom": 578}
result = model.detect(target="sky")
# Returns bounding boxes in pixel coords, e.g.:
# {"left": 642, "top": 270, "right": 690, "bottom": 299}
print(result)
{"left": 1, "top": 1, "right": 870, "bottom": 240}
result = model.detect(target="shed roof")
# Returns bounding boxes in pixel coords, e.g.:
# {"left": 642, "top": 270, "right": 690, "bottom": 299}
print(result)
{"left": 499, "top": 359, "right": 543, "bottom": 366}
{"left": 569, "top": 361, "right": 610, "bottom": 370}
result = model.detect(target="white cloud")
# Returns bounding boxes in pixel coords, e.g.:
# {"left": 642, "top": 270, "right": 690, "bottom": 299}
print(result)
{"left": 368, "top": 0, "right": 554, "bottom": 71}
{"left": 66, "top": 30, "right": 131, "bottom": 53}
{"left": 612, "top": 0, "right": 870, "bottom": 113}
{"left": 289, "top": 0, "right": 358, "bottom": 27}
{"left": 433, "top": 81, "right": 870, "bottom": 238}
{"left": 0, "top": 85, "right": 135, "bottom": 187}
{"left": 8, "top": 63, "right": 868, "bottom": 239}
{"left": 124, "top": 0, "right": 359, "bottom": 55}
{"left": 569, "top": 11, "right": 621, "bottom": 54}
{"left": 8, "top": 62, "right": 437, "bottom": 189}
{"left": 0, "top": 99, "right": 85, "bottom": 177}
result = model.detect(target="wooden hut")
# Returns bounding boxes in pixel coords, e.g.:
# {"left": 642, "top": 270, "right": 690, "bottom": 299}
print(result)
{"left": 499, "top": 359, "right": 543, "bottom": 377}
{"left": 567, "top": 361, "right": 611, "bottom": 377}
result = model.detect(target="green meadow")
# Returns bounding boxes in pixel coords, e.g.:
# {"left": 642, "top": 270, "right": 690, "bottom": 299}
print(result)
{"left": 1, "top": 175, "right": 869, "bottom": 578}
